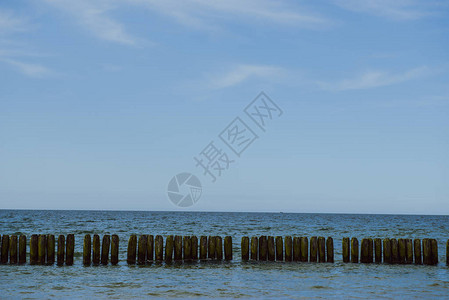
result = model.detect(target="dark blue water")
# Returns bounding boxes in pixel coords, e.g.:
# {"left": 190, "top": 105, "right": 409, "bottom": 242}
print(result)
{"left": 1, "top": 210, "right": 449, "bottom": 298}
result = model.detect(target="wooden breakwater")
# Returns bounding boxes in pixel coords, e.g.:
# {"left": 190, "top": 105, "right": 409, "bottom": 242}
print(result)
{"left": 0, "top": 234, "right": 447, "bottom": 266}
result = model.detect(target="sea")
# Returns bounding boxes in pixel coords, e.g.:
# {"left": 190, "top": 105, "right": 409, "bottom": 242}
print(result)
{"left": 0, "top": 210, "right": 448, "bottom": 298}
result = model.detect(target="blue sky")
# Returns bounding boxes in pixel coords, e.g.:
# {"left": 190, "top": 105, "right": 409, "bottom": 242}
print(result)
{"left": 0, "top": 0, "right": 448, "bottom": 213}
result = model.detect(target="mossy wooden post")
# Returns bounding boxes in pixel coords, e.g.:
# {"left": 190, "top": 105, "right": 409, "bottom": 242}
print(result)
{"left": 19, "top": 235, "right": 26, "bottom": 264}
{"left": 318, "top": 237, "right": 325, "bottom": 263}
{"left": 267, "top": 236, "right": 275, "bottom": 261}
{"left": 56, "top": 235, "right": 64, "bottom": 266}
{"left": 241, "top": 236, "right": 249, "bottom": 261}
{"left": 398, "top": 239, "right": 406, "bottom": 264}
{"left": 174, "top": 235, "right": 182, "bottom": 261}
{"left": 165, "top": 235, "right": 174, "bottom": 263}
{"left": 101, "top": 234, "right": 110, "bottom": 265}
{"left": 285, "top": 236, "right": 293, "bottom": 262}
{"left": 147, "top": 235, "right": 154, "bottom": 262}
{"left": 383, "top": 238, "right": 391, "bottom": 264}
{"left": 38, "top": 234, "right": 47, "bottom": 265}
{"left": 374, "top": 238, "right": 382, "bottom": 263}
{"left": 66, "top": 234, "right": 74, "bottom": 266}
{"left": 293, "top": 237, "right": 300, "bottom": 262}
{"left": 391, "top": 239, "right": 399, "bottom": 264}
{"left": 191, "top": 236, "right": 198, "bottom": 260}
{"left": 250, "top": 236, "right": 258, "bottom": 260}
{"left": 414, "top": 239, "right": 421, "bottom": 265}
{"left": 405, "top": 239, "right": 413, "bottom": 264}
{"left": 137, "top": 235, "right": 147, "bottom": 265}
{"left": 310, "top": 237, "right": 317, "bottom": 263}
{"left": 259, "top": 236, "right": 267, "bottom": 261}
{"left": 208, "top": 236, "right": 216, "bottom": 260}
{"left": 224, "top": 236, "right": 232, "bottom": 260}
{"left": 127, "top": 235, "right": 137, "bottom": 264}
{"left": 83, "top": 234, "right": 91, "bottom": 266}
{"left": 422, "top": 238, "right": 430, "bottom": 265}
{"left": 1, "top": 235, "right": 10, "bottom": 264}
{"left": 155, "top": 235, "right": 163, "bottom": 262}
{"left": 300, "top": 237, "right": 308, "bottom": 262}
{"left": 111, "top": 234, "right": 119, "bottom": 265}
{"left": 184, "top": 236, "right": 192, "bottom": 261}
{"left": 215, "top": 236, "right": 223, "bottom": 261}
{"left": 30, "top": 234, "right": 38, "bottom": 265}
{"left": 275, "top": 236, "right": 283, "bottom": 261}
{"left": 446, "top": 239, "right": 449, "bottom": 266}
{"left": 9, "top": 235, "right": 17, "bottom": 264}
{"left": 368, "top": 238, "right": 373, "bottom": 263}
{"left": 92, "top": 234, "right": 100, "bottom": 265}
{"left": 200, "top": 236, "right": 207, "bottom": 260}
{"left": 430, "top": 239, "right": 438, "bottom": 265}
{"left": 326, "top": 237, "right": 334, "bottom": 263}
{"left": 46, "top": 234, "right": 55, "bottom": 265}
{"left": 360, "top": 239, "right": 370, "bottom": 263}
{"left": 350, "top": 238, "right": 358, "bottom": 263}
{"left": 342, "top": 237, "right": 350, "bottom": 263}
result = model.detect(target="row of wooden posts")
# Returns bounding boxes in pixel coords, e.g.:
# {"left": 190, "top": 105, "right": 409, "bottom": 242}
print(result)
{"left": 0, "top": 234, "right": 447, "bottom": 266}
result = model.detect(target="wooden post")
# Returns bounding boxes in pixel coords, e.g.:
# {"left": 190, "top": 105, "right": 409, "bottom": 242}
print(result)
{"left": 405, "top": 239, "right": 413, "bottom": 264}
{"left": 446, "top": 239, "right": 449, "bottom": 266}
{"left": 127, "top": 235, "right": 137, "bottom": 264}
{"left": 361, "top": 239, "right": 370, "bottom": 263}
{"left": 383, "top": 238, "right": 391, "bottom": 264}
{"left": 285, "top": 236, "right": 293, "bottom": 262}
{"left": 391, "top": 239, "right": 399, "bottom": 264}
{"left": 422, "top": 238, "right": 430, "bottom": 265}
{"left": 267, "top": 236, "right": 275, "bottom": 261}
{"left": 9, "top": 235, "right": 17, "bottom": 264}
{"left": 276, "top": 236, "right": 283, "bottom": 261}
{"left": 250, "top": 236, "right": 258, "bottom": 260}
{"left": 155, "top": 235, "right": 163, "bottom": 261}
{"left": 38, "top": 234, "right": 47, "bottom": 265}
{"left": 174, "top": 235, "right": 182, "bottom": 261}
{"left": 259, "top": 236, "right": 267, "bottom": 261}
{"left": 208, "top": 236, "right": 216, "bottom": 260}
{"left": 92, "top": 234, "right": 100, "bottom": 265}
{"left": 191, "top": 236, "right": 198, "bottom": 260}
{"left": 224, "top": 236, "right": 232, "bottom": 260}
{"left": 83, "top": 234, "right": 91, "bottom": 266}
{"left": 200, "top": 236, "right": 208, "bottom": 260}
{"left": 1, "top": 235, "right": 10, "bottom": 264}
{"left": 310, "top": 237, "right": 317, "bottom": 262}
{"left": 300, "top": 237, "right": 308, "bottom": 262}
{"left": 368, "top": 238, "right": 373, "bottom": 263}
{"left": 184, "top": 236, "right": 192, "bottom": 261}
{"left": 111, "top": 234, "right": 119, "bottom": 265}
{"left": 215, "top": 236, "right": 223, "bottom": 260}
{"left": 430, "top": 239, "right": 438, "bottom": 265}
{"left": 66, "top": 234, "right": 74, "bottom": 266}
{"left": 101, "top": 235, "right": 110, "bottom": 265}
{"left": 19, "top": 235, "right": 26, "bottom": 264}
{"left": 137, "top": 235, "right": 147, "bottom": 265}
{"left": 350, "top": 238, "right": 358, "bottom": 263}
{"left": 342, "top": 237, "right": 350, "bottom": 263}
{"left": 398, "top": 238, "right": 406, "bottom": 264}
{"left": 165, "top": 235, "right": 174, "bottom": 262}
{"left": 414, "top": 239, "right": 422, "bottom": 265}
{"left": 326, "top": 237, "right": 334, "bottom": 263}
{"left": 146, "top": 235, "right": 154, "bottom": 262}
{"left": 318, "top": 237, "right": 325, "bottom": 263}
{"left": 46, "top": 234, "right": 55, "bottom": 265}
{"left": 374, "top": 238, "right": 382, "bottom": 263}
{"left": 293, "top": 237, "right": 300, "bottom": 262}
{"left": 241, "top": 236, "right": 249, "bottom": 261}
{"left": 56, "top": 235, "right": 64, "bottom": 266}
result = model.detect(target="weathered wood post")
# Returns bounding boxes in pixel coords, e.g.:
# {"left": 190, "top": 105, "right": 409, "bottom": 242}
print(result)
{"left": 19, "top": 235, "right": 26, "bottom": 264}
{"left": 259, "top": 236, "right": 267, "bottom": 261}
{"left": 46, "top": 234, "right": 55, "bottom": 265}
{"left": 398, "top": 238, "right": 406, "bottom": 264}
{"left": 342, "top": 237, "right": 350, "bottom": 263}
{"left": 111, "top": 234, "right": 119, "bottom": 265}
{"left": 368, "top": 238, "right": 373, "bottom": 263}
{"left": 56, "top": 235, "right": 64, "bottom": 266}
{"left": 137, "top": 235, "right": 147, "bottom": 265}
{"left": 276, "top": 236, "right": 283, "bottom": 261}
{"left": 184, "top": 236, "right": 192, "bottom": 261}
{"left": 1, "top": 235, "right": 9, "bottom": 264}
{"left": 30, "top": 234, "right": 38, "bottom": 265}
{"left": 391, "top": 239, "right": 399, "bottom": 264}
{"left": 83, "top": 234, "right": 91, "bottom": 266}
{"left": 191, "top": 236, "right": 198, "bottom": 260}
{"left": 405, "top": 239, "right": 413, "bottom": 264}
{"left": 430, "top": 239, "right": 438, "bottom": 265}
{"left": 127, "top": 235, "right": 137, "bottom": 264}
{"left": 267, "top": 236, "right": 275, "bottom": 261}
{"left": 293, "top": 237, "right": 300, "bottom": 262}
{"left": 300, "top": 237, "right": 308, "bottom": 262}
{"left": 414, "top": 239, "right": 422, "bottom": 265}
{"left": 250, "top": 236, "right": 258, "bottom": 260}
{"left": 66, "top": 234, "right": 74, "bottom": 266}
{"left": 165, "top": 235, "right": 174, "bottom": 263}
{"left": 422, "top": 238, "right": 431, "bottom": 265}
{"left": 215, "top": 236, "right": 223, "bottom": 261}
{"left": 101, "top": 235, "right": 110, "bottom": 265}
{"left": 350, "top": 238, "right": 358, "bottom": 263}
{"left": 92, "top": 234, "right": 100, "bottom": 265}
{"left": 285, "top": 236, "right": 293, "bottom": 262}
{"left": 326, "top": 237, "right": 334, "bottom": 263}
{"left": 224, "top": 236, "right": 232, "bottom": 260}
{"left": 241, "top": 236, "right": 249, "bottom": 261}
{"left": 38, "top": 234, "right": 47, "bottom": 265}
{"left": 146, "top": 235, "right": 154, "bottom": 262}
{"left": 310, "top": 237, "right": 317, "bottom": 262}
{"left": 174, "top": 236, "right": 182, "bottom": 261}
{"left": 360, "top": 238, "right": 368, "bottom": 263}
{"left": 383, "top": 238, "right": 391, "bottom": 264}
{"left": 318, "top": 237, "right": 325, "bottom": 263}
{"left": 446, "top": 239, "right": 449, "bottom": 266}
{"left": 155, "top": 235, "right": 163, "bottom": 261}
{"left": 9, "top": 235, "right": 17, "bottom": 264}
{"left": 200, "top": 236, "right": 208, "bottom": 260}
{"left": 374, "top": 238, "right": 382, "bottom": 263}
{"left": 208, "top": 236, "right": 216, "bottom": 260}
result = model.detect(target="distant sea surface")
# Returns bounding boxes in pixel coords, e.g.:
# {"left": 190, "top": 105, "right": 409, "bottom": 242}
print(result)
{"left": 1, "top": 210, "right": 449, "bottom": 298}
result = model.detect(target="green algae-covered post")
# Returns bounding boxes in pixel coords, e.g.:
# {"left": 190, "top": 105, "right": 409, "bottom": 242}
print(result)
{"left": 360, "top": 238, "right": 368, "bottom": 263}
{"left": 276, "top": 236, "right": 283, "bottom": 261}
{"left": 447, "top": 239, "right": 449, "bottom": 266}
{"left": 414, "top": 239, "right": 422, "bottom": 265}
{"left": 405, "top": 239, "right": 413, "bottom": 264}
{"left": 174, "top": 235, "right": 182, "bottom": 261}
{"left": 391, "top": 238, "right": 399, "bottom": 264}
{"left": 374, "top": 238, "right": 382, "bottom": 263}
{"left": 208, "top": 236, "right": 216, "bottom": 260}
{"left": 191, "top": 236, "right": 198, "bottom": 260}
{"left": 9, "top": 235, "right": 17, "bottom": 264}
{"left": 250, "top": 236, "right": 258, "bottom": 260}
{"left": 326, "top": 237, "right": 334, "bottom": 263}
{"left": 368, "top": 238, "right": 373, "bottom": 263}
{"left": 30, "top": 234, "right": 38, "bottom": 265}
{"left": 383, "top": 238, "right": 391, "bottom": 264}
{"left": 259, "top": 236, "right": 267, "bottom": 261}
{"left": 137, "top": 235, "right": 147, "bottom": 265}
{"left": 19, "top": 235, "right": 26, "bottom": 264}
{"left": 155, "top": 235, "right": 163, "bottom": 262}
{"left": 1, "top": 235, "right": 10, "bottom": 264}
{"left": 300, "top": 237, "right": 308, "bottom": 262}
{"left": 146, "top": 235, "right": 154, "bottom": 262}
{"left": 127, "top": 235, "right": 137, "bottom": 264}
{"left": 184, "top": 236, "right": 192, "bottom": 261}
{"left": 267, "top": 236, "right": 275, "bottom": 261}
{"left": 83, "top": 234, "right": 91, "bottom": 266}
{"left": 92, "top": 234, "right": 100, "bottom": 265}
{"left": 165, "top": 235, "right": 174, "bottom": 262}
{"left": 350, "top": 238, "right": 358, "bottom": 263}
{"left": 241, "top": 236, "right": 249, "bottom": 261}
{"left": 200, "top": 236, "right": 208, "bottom": 260}
{"left": 215, "top": 236, "right": 223, "bottom": 261}
{"left": 422, "top": 238, "right": 430, "bottom": 265}
{"left": 342, "top": 237, "right": 350, "bottom": 263}
{"left": 46, "top": 234, "right": 55, "bottom": 265}
{"left": 398, "top": 238, "right": 406, "bottom": 264}
{"left": 56, "top": 235, "right": 64, "bottom": 266}
{"left": 310, "top": 237, "right": 317, "bottom": 263}
{"left": 66, "top": 234, "right": 75, "bottom": 266}
{"left": 317, "top": 237, "right": 325, "bottom": 263}
{"left": 101, "top": 234, "right": 110, "bottom": 265}
{"left": 224, "top": 236, "right": 232, "bottom": 260}
{"left": 38, "top": 234, "right": 47, "bottom": 265}
{"left": 293, "top": 237, "right": 300, "bottom": 262}
{"left": 285, "top": 236, "right": 293, "bottom": 262}
{"left": 430, "top": 239, "right": 438, "bottom": 265}
{"left": 111, "top": 234, "right": 119, "bottom": 265}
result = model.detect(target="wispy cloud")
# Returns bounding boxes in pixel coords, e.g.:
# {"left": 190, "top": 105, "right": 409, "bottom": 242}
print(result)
{"left": 0, "top": 9, "right": 28, "bottom": 35}
{"left": 0, "top": 58, "right": 53, "bottom": 78}
{"left": 319, "top": 66, "right": 433, "bottom": 91}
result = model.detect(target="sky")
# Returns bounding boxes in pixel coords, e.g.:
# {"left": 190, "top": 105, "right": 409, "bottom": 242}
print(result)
{"left": 0, "top": 0, "right": 448, "bottom": 214}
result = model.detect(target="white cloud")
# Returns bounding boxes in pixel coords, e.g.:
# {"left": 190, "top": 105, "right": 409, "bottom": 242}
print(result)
{"left": 0, "top": 9, "right": 28, "bottom": 35}
{"left": 0, "top": 58, "right": 53, "bottom": 78}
